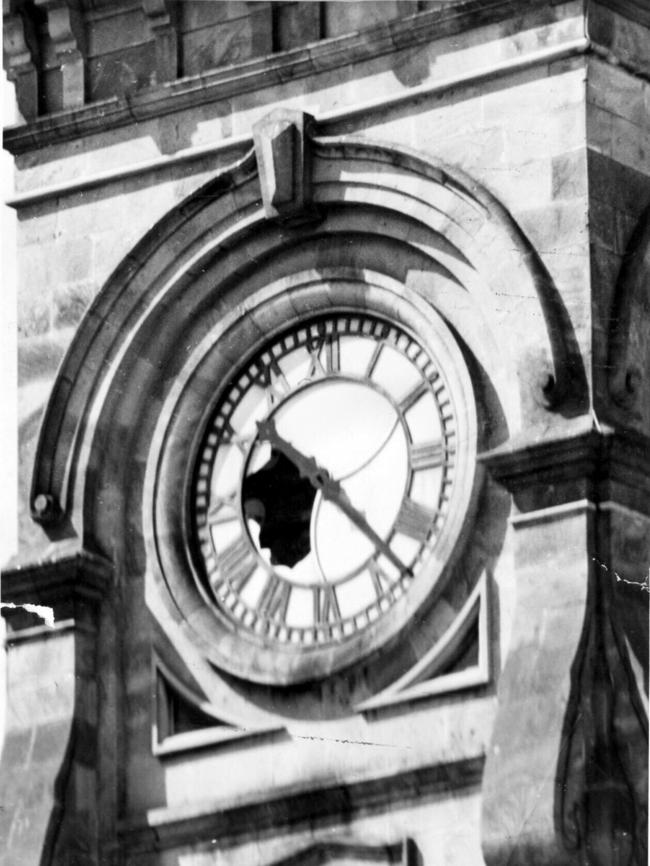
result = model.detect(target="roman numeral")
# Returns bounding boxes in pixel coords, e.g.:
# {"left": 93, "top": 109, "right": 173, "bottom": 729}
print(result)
{"left": 369, "top": 560, "right": 393, "bottom": 597}
{"left": 207, "top": 490, "right": 238, "bottom": 524}
{"left": 365, "top": 341, "right": 383, "bottom": 379}
{"left": 259, "top": 359, "right": 290, "bottom": 408}
{"left": 394, "top": 498, "right": 436, "bottom": 542}
{"left": 306, "top": 330, "right": 341, "bottom": 379}
{"left": 218, "top": 535, "right": 256, "bottom": 589}
{"left": 410, "top": 440, "right": 444, "bottom": 470}
{"left": 399, "top": 381, "right": 429, "bottom": 414}
{"left": 259, "top": 575, "right": 291, "bottom": 622}
{"left": 324, "top": 332, "right": 340, "bottom": 374}
{"left": 313, "top": 584, "right": 341, "bottom": 625}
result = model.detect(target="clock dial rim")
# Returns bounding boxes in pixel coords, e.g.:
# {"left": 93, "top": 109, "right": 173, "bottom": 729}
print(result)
{"left": 153, "top": 273, "right": 478, "bottom": 685}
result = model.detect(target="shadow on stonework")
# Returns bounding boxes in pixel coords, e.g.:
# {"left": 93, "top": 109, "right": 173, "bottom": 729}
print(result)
{"left": 556, "top": 560, "right": 649, "bottom": 866}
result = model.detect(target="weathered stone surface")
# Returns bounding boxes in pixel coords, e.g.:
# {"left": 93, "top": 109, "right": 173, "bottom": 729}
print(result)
{"left": 273, "top": 2, "right": 321, "bottom": 52}
{"left": 88, "top": 42, "right": 157, "bottom": 101}
{"left": 2, "top": 2, "right": 649, "bottom": 865}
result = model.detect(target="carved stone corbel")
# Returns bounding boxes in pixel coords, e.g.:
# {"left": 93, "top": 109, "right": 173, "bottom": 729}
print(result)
{"left": 3, "top": 0, "right": 40, "bottom": 119}
{"left": 142, "top": 0, "right": 178, "bottom": 84}
{"left": 34, "top": 0, "right": 85, "bottom": 110}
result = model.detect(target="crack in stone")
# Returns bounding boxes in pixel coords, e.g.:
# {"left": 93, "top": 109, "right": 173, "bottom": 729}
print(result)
{"left": 592, "top": 557, "right": 650, "bottom": 592}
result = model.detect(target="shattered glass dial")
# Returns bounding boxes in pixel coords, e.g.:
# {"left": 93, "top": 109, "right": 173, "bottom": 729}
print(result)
{"left": 192, "top": 313, "right": 457, "bottom": 646}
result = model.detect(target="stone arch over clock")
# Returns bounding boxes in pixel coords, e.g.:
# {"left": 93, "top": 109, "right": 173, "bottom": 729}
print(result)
{"left": 29, "top": 111, "right": 579, "bottom": 719}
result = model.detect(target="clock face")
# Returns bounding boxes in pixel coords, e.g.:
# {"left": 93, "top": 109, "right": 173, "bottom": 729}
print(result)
{"left": 192, "top": 313, "right": 457, "bottom": 648}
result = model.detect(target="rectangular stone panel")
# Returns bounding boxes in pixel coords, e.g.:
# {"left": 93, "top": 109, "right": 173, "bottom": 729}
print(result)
{"left": 274, "top": 2, "right": 322, "bottom": 52}
{"left": 589, "top": 2, "right": 650, "bottom": 78}
{"left": 180, "top": 1, "right": 250, "bottom": 33}
{"left": 86, "top": 7, "right": 147, "bottom": 57}
{"left": 181, "top": 8, "right": 272, "bottom": 77}
{"left": 87, "top": 43, "right": 157, "bottom": 102}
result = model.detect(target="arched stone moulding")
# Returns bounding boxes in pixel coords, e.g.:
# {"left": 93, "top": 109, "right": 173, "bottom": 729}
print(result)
{"left": 30, "top": 130, "right": 575, "bottom": 546}
{"left": 148, "top": 267, "right": 479, "bottom": 689}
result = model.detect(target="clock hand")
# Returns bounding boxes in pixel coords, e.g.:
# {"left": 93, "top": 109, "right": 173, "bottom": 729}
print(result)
{"left": 255, "top": 418, "right": 410, "bottom": 576}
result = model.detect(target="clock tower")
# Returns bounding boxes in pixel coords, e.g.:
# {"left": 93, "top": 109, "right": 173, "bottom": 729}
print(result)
{"left": 2, "top": 2, "right": 648, "bottom": 865}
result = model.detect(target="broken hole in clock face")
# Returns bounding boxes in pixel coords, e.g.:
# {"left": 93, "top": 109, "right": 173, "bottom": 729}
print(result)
{"left": 242, "top": 450, "right": 315, "bottom": 568}
{"left": 240, "top": 380, "right": 409, "bottom": 584}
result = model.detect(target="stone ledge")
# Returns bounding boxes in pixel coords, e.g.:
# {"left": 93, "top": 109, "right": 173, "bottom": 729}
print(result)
{"left": 479, "top": 415, "right": 650, "bottom": 514}
{"left": 118, "top": 756, "right": 485, "bottom": 854}
{"left": 2, "top": 0, "right": 570, "bottom": 156}
{"left": 1, "top": 548, "right": 113, "bottom": 631}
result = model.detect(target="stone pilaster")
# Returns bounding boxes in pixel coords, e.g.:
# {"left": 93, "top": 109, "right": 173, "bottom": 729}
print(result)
{"left": 480, "top": 419, "right": 649, "bottom": 866}
{"left": 0, "top": 551, "right": 111, "bottom": 866}
{"left": 34, "top": 0, "right": 85, "bottom": 111}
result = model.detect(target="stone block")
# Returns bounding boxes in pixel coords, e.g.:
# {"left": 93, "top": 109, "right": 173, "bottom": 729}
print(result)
{"left": 18, "top": 334, "right": 64, "bottom": 387}
{"left": 274, "top": 2, "right": 321, "bottom": 52}
{"left": 30, "top": 719, "right": 72, "bottom": 765}
{"left": 611, "top": 112, "right": 650, "bottom": 177}
{"left": 589, "top": 197, "right": 619, "bottom": 256}
{"left": 182, "top": 7, "right": 271, "bottom": 77}
{"left": 588, "top": 3, "right": 650, "bottom": 79}
{"left": 590, "top": 238, "right": 622, "bottom": 351}
{"left": 516, "top": 200, "right": 589, "bottom": 259}
{"left": 587, "top": 56, "right": 649, "bottom": 130}
{"left": 323, "top": 0, "right": 401, "bottom": 38}
{"left": 587, "top": 102, "right": 615, "bottom": 158}
{"left": 17, "top": 297, "right": 50, "bottom": 339}
{"left": 551, "top": 149, "right": 588, "bottom": 200}
{"left": 42, "top": 65, "right": 63, "bottom": 114}
{"left": 588, "top": 149, "right": 650, "bottom": 218}
{"left": 53, "top": 282, "right": 95, "bottom": 329}
{"left": 508, "top": 101, "right": 585, "bottom": 166}
{"left": 0, "top": 729, "right": 33, "bottom": 769}
{"left": 86, "top": 7, "right": 147, "bottom": 57}
{"left": 180, "top": 1, "right": 249, "bottom": 33}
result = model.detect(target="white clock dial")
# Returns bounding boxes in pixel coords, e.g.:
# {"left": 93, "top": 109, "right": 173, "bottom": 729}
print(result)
{"left": 193, "top": 314, "right": 456, "bottom": 646}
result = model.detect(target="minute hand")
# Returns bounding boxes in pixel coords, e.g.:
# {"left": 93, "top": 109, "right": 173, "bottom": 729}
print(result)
{"left": 256, "top": 418, "right": 410, "bottom": 576}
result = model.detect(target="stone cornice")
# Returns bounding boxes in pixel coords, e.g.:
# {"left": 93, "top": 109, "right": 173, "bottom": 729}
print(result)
{"left": 5, "top": 36, "right": 591, "bottom": 209}
{"left": 118, "top": 756, "right": 484, "bottom": 854}
{"left": 2, "top": 0, "right": 569, "bottom": 156}
{"left": 1, "top": 548, "right": 112, "bottom": 629}
{"left": 479, "top": 417, "right": 650, "bottom": 515}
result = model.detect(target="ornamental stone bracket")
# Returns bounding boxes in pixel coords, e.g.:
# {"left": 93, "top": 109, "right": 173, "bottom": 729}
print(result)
{"left": 479, "top": 418, "right": 649, "bottom": 866}
{"left": 33, "top": 0, "right": 86, "bottom": 111}
{"left": 2, "top": 0, "right": 40, "bottom": 120}
{"left": 0, "top": 550, "right": 112, "bottom": 866}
